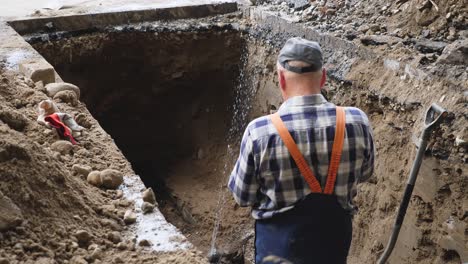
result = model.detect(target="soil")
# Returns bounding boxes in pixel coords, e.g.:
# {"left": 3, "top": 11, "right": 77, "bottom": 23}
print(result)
{"left": 0, "top": 69, "right": 206, "bottom": 263}
{"left": 0, "top": 1, "right": 466, "bottom": 264}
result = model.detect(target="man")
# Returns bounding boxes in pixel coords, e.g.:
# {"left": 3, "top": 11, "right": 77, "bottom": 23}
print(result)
{"left": 228, "top": 37, "right": 375, "bottom": 264}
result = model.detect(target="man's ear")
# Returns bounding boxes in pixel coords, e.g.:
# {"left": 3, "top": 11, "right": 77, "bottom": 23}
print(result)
{"left": 320, "top": 68, "right": 327, "bottom": 89}
{"left": 278, "top": 69, "right": 286, "bottom": 91}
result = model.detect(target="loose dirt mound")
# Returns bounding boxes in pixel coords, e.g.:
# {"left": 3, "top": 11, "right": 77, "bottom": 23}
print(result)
{"left": 0, "top": 68, "right": 205, "bottom": 263}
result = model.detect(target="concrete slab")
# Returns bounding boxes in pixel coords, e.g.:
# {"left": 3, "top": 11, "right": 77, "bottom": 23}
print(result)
{"left": 8, "top": 2, "right": 238, "bottom": 34}
{"left": 0, "top": 0, "right": 240, "bottom": 19}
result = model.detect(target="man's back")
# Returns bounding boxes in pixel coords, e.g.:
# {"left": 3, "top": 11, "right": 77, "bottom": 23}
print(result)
{"left": 228, "top": 94, "right": 375, "bottom": 219}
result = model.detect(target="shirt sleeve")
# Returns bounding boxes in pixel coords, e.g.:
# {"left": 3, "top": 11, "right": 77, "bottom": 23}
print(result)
{"left": 228, "top": 127, "right": 259, "bottom": 207}
{"left": 360, "top": 124, "right": 375, "bottom": 183}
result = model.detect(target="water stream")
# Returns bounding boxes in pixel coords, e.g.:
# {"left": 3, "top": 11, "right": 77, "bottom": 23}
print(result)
{"left": 208, "top": 45, "right": 257, "bottom": 262}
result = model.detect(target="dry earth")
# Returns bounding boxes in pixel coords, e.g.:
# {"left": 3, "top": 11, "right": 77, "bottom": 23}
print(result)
{"left": 0, "top": 69, "right": 206, "bottom": 263}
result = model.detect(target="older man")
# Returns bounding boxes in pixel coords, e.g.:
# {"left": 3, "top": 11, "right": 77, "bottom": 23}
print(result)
{"left": 228, "top": 38, "right": 375, "bottom": 264}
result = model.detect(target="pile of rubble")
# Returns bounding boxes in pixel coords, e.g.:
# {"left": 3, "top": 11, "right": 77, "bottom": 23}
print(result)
{"left": 255, "top": 0, "right": 467, "bottom": 66}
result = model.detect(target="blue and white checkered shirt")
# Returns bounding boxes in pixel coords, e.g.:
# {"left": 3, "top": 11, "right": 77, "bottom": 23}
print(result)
{"left": 228, "top": 94, "right": 375, "bottom": 219}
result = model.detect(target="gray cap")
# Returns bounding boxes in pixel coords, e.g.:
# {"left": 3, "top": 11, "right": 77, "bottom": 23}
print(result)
{"left": 278, "top": 37, "right": 323, "bottom": 74}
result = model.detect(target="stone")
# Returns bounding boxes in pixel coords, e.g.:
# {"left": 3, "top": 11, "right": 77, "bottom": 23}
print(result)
{"left": 415, "top": 8, "right": 438, "bottom": 26}
{"left": 115, "top": 190, "right": 123, "bottom": 199}
{"left": 369, "top": 24, "right": 381, "bottom": 32}
{"left": 75, "top": 230, "right": 92, "bottom": 245}
{"left": 360, "top": 35, "right": 403, "bottom": 46}
{"left": 142, "top": 188, "right": 157, "bottom": 205}
{"left": 87, "top": 171, "right": 102, "bottom": 187}
{"left": 113, "top": 256, "right": 124, "bottom": 263}
{"left": 90, "top": 246, "right": 103, "bottom": 261}
{"left": 100, "top": 169, "right": 124, "bottom": 189}
{"left": 281, "top": 0, "right": 309, "bottom": 10}
{"left": 0, "top": 111, "right": 28, "bottom": 131}
{"left": 415, "top": 39, "right": 448, "bottom": 53}
{"left": 50, "top": 140, "right": 73, "bottom": 155}
{"left": 72, "top": 164, "right": 92, "bottom": 177}
{"left": 141, "top": 202, "right": 155, "bottom": 214}
{"left": 357, "top": 24, "right": 370, "bottom": 33}
{"left": 138, "top": 239, "right": 152, "bottom": 247}
{"left": 69, "top": 256, "right": 88, "bottom": 264}
{"left": 0, "top": 143, "right": 30, "bottom": 162}
{"left": 123, "top": 210, "right": 137, "bottom": 224}
{"left": 107, "top": 231, "right": 122, "bottom": 244}
{"left": 45, "top": 82, "right": 80, "bottom": 98}
{"left": 53, "top": 90, "right": 79, "bottom": 106}
{"left": 0, "top": 258, "right": 9, "bottom": 264}
{"left": 116, "top": 242, "right": 127, "bottom": 250}
{"left": 19, "top": 60, "right": 55, "bottom": 85}
{"left": 436, "top": 39, "right": 468, "bottom": 65}
{"left": 0, "top": 191, "right": 23, "bottom": 231}
{"left": 439, "top": 218, "right": 468, "bottom": 262}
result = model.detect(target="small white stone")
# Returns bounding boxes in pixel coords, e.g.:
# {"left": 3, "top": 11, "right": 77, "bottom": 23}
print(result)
{"left": 123, "top": 210, "right": 137, "bottom": 224}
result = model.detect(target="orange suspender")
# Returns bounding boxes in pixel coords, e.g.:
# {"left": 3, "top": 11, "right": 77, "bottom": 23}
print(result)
{"left": 270, "top": 107, "right": 346, "bottom": 195}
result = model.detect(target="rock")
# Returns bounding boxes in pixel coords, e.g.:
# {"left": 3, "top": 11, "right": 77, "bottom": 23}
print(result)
{"left": 369, "top": 24, "right": 380, "bottom": 32}
{"left": 439, "top": 217, "right": 468, "bottom": 262}
{"left": 100, "top": 169, "right": 123, "bottom": 189}
{"left": 360, "top": 35, "right": 403, "bottom": 46}
{"left": 142, "top": 188, "right": 157, "bottom": 205}
{"left": 138, "top": 239, "right": 152, "bottom": 247}
{"left": 75, "top": 230, "right": 92, "bottom": 245}
{"left": 123, "top": 210, "right": 137, "bottom": 224}
{"left": 72, "top": 164, "right": 92, "bottom": 177}
{"left": 113, "top": 256, "right": 124, "bottom": 263}
{"left": 45, "top": 82, "right": 80, "bottom": 98}
{"left": 90, "top": 246, "right": 103, "bottom": 261}
{"left": 0, "top": 111, "right": 28, "bottom": 131}
{"left": 107, "top": 231, "right": 122, "bottom": 244}
{"left": 0, "top": 191, "right": 23, "bottom": 231}
{"left": 115, "top": 190, "right": 123, "bottom": 199}
{"left": 69, "top": 256, "right": 88, "bottom": 264}
{"left": 86, "top": 171, "right": 102, "bottom": 187}
{"left": 53, "top": 90, "right": 79, "bottom": 106}
{"left": 75, "top": 113, "right": 93, "bottom": 129}
{"left": 415, "top": 39, "right": 448, "bottom": 53}
{"left": 415, "top": 7, "right": 438, "bottom": 26}
{"left": 141, "top": 202, "right": 155, "bottom": 214}
{"left": 0, "top": 143, "right": 30, "bottom": 162}
{"left": 0, "top": 258, "right": 9, "bottom": 264}
{"left": 357, "top": 24, "right": 370, "bottom": 33}
{"left": 116, "top": 242, "right": 127, "bottom": 250}
{"left": 19, "top": 60, "right": 55, "bottom": 85}
{"left": 436, "top": 39, "right": 468, "bottom": 65}
{"left": 50, "top": 140, "right": 73, "bottom": 155}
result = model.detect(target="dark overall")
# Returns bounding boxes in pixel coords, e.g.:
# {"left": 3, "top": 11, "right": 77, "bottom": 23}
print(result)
{"left": 256, "top": 107, "right": 351, "bottom": 264}
{"left": 255, "top": 194, "right": 352, "bottom": 264}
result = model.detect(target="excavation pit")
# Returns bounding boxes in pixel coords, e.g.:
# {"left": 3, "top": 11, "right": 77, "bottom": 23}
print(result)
{"left": 24, "top": 23, "right": 263, "bottom": 259}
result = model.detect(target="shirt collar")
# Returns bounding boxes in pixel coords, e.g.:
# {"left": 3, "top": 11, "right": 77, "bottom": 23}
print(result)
{"left": 279, "top": 94, "right": 328, "bottom": 111}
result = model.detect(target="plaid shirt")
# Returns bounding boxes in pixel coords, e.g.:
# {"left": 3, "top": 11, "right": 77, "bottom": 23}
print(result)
{"left": 228, "top": 94, "right": 375, "bottom": 219}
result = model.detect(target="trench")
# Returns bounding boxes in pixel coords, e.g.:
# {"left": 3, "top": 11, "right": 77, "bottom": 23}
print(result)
{"left": 17, "top": 18, "right": 447, "bottom": 264}
{"left": 27, "top": 26, "right": 260, "bottom": 259}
